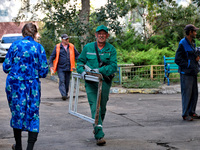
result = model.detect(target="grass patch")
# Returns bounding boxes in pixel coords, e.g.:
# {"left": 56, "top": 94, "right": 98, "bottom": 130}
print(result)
{"left": 122, "top": 76, "right": 161, "bottom": 88}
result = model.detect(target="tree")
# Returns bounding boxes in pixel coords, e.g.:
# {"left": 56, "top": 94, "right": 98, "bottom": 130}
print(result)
{"left": 14, "top": 0, "right": 131, "bottom": 55}
{"left": 90, "top": 0, "right": 130, "bottom": 35}
{"left": 146, "top": 1, "right": 200, "bottom": 40}
{"left": 192, "top": 0, "right": 200, "bottom": 6}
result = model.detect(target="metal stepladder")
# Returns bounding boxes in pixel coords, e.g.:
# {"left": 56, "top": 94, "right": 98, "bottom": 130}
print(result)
{"left": 69, "top": 72, "right": 103, "bottom": 125}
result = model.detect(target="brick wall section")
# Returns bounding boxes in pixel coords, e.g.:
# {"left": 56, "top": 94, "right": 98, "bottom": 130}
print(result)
{"left": 0, "top": 22, "right": 39, "bottom": 38}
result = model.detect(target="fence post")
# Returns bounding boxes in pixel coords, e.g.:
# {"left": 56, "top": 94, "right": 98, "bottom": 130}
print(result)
{"left": 119, "top": 67, "right": 122, "bottom": 84}
{"left": 150, "top": 65, "right": 153, "bottom": 80}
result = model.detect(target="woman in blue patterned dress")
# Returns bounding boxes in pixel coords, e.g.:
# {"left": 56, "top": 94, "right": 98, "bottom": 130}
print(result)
{"left": 3, "top": 23, "right": 48, "bottom": 150}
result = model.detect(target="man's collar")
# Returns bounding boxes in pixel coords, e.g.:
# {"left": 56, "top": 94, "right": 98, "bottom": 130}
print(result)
{"left": 61, "top": 42, "right": 69, "bottom": 47}
{"left": 185, "top": 36, "right": 195, "bottom": 48}
{"left": 185, "top": 36, "right": 195, "bottom": 44}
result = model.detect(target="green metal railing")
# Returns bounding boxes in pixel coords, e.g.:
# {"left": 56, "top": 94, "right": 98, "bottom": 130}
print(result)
{"left": 114, "top": 65, "right": 180, "bottom": 84}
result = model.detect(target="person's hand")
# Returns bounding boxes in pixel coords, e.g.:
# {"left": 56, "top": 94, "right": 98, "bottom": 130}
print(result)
{"left": 196, "top": 56, "right": 200, "bottom": 61}
{"left": 91, "top": 69, "right": 99, "bottom": 73}
{"left": 81, "top": 71, "right": 87, "bottom": 79}
{"left": 50, "top": 67, "right": 55, "bottom": 76}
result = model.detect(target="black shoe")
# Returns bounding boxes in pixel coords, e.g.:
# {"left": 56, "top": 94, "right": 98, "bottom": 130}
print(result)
{"left": 183, "top": 116, "right": 193, "bottom": 121}
{"left": 62, "top": 96, "right": 68, "bottom": 101}
{"left": 191, "top": 113, "right": 200, "bottom": 119}
{"left": 96, "top": 138, "right": 106, "bottom": 146}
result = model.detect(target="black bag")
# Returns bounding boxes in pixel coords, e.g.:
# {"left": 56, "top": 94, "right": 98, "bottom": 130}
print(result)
{"left": 94, "top": 42, "right": 115, "bottom": 83}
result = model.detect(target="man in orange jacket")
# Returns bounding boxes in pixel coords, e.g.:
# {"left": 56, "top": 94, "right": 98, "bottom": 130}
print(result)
{"left": 49, "top": 34, "right": 80, "bottom": 100}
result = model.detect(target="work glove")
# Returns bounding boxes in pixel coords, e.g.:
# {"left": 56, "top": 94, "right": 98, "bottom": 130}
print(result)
{"left": 81, "top": 71, "right": 87, "bottom": 79}
{"left": 84, "top": 65, "right": 92, "bottom": 72}
{"left": 91, "top": 69, "right": 99, "bottom": 73}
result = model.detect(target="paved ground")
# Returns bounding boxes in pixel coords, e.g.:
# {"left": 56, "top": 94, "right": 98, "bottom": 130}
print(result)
{"left": 1, "top": 63, "right": 200, "bottom": 150}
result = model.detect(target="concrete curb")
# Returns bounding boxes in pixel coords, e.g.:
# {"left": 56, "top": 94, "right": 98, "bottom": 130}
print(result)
{"left": 46, "top": 74, "right": 182, "bottom": 94}
{"left": 110, "top": 87, "right": 160, "bottom": 94}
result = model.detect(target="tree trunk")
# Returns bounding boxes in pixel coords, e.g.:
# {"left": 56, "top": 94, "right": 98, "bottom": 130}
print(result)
{"left": 79, "top": 0, "right": 90, "bottom": 46}
{"left": 79, "top": 0, "right": 90, "bottom": 24}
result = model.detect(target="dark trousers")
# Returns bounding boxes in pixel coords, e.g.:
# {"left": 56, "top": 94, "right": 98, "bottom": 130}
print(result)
{"left": 13, "top": 128, "right": 38, "bottom": 150}
{"left": 180, "top": 74, "right": 198, "bottom": 117}
{"left": 57, "top": 70, "right": 71, "bottom": 97}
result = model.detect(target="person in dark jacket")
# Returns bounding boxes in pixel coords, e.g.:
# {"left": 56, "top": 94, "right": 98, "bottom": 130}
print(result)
{"left": 49, "top": 34, "right": 80, "bottom": 100}
{"left": 175, "top": 24, "right": 200, "bottom": 121}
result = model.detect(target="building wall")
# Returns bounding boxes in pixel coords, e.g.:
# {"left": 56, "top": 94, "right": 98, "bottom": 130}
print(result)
{"left": 0, "top": 22, "right": 39, "bottom": 38}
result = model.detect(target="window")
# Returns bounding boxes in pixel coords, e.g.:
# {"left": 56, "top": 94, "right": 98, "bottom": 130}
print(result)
{"left": 2, "top": 36, "right": 23, "bottom": 43}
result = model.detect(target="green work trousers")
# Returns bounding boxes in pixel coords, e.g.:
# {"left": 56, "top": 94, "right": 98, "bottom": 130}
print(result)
{"left": 85, "top": 80, "right": 111, "bottom": 139}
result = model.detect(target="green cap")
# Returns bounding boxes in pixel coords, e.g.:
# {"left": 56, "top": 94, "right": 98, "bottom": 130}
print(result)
{"left": 96, "top": 25, "right": 108, "bottom": 33}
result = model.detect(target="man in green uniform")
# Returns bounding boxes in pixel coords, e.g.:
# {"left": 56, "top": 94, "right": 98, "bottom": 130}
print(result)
{"left": 77, "top": 25, "right": 117, "bottom": 146}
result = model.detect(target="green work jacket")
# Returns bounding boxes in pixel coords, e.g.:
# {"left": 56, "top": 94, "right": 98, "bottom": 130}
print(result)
{"left": 77, "top": 42, "right": 117, "bottom": 76}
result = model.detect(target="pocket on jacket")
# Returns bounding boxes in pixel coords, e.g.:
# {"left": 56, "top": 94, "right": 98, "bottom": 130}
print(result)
{"left": 86, "top": 53, "right": 98, "bottom": 66}
{"left": 100, "top": 53, "right": 110, "bottom": 64}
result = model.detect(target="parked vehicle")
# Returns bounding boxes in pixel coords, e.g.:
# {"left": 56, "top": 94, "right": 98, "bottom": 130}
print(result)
{"left": 0, "top": 33, "right": 23, "bottom": 60}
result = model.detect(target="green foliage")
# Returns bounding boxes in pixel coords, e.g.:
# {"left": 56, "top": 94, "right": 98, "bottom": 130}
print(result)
{"left": 146, "top": 1, "right": 200, "bottom": 41}
{"left": 148, "top": 35, "right": 168, "bottom": 49}
{"left": 15, "top": 0, "right": 132, "bottom": 56}
{"left": 90, "top": 0, "right": 130, "bottom": 35}
{"left": 110, "top": 27, "right": 154, "bottom": 52}
{"left": 14, "top": 0, "right": 200, "bottom": 67}
{"left": 192, "top": 0, "right": 200, "bottom": 6}
{"left": 116, "top": 48, "right": 134, "bottom": 64}
{"left": 134, "top": 43, "right": 154, "bottom": 51}
{"left": 31, "top": 0, "right": 84, "bottom": 56}
{"left": 112, "top": 29, "right": 139, "bottom": 51}
{"left": 122, "top": 75, "right": 161, "bottom": 88}
{"left": 116, "top": 47, "right": 176, "bottom": 65}
{"left": 109, "top": 24, "right": 177, "bottom": 66}
{"left": 39, "top": 34, "right": 56, "bottom": 57}
{"left": 195, "top": 39, "right": 200, "bottom": 47}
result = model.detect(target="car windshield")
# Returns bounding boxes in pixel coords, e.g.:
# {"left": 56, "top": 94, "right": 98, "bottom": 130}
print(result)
{"left": 2, "top": 36, "right": 23, "bottom": 43}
